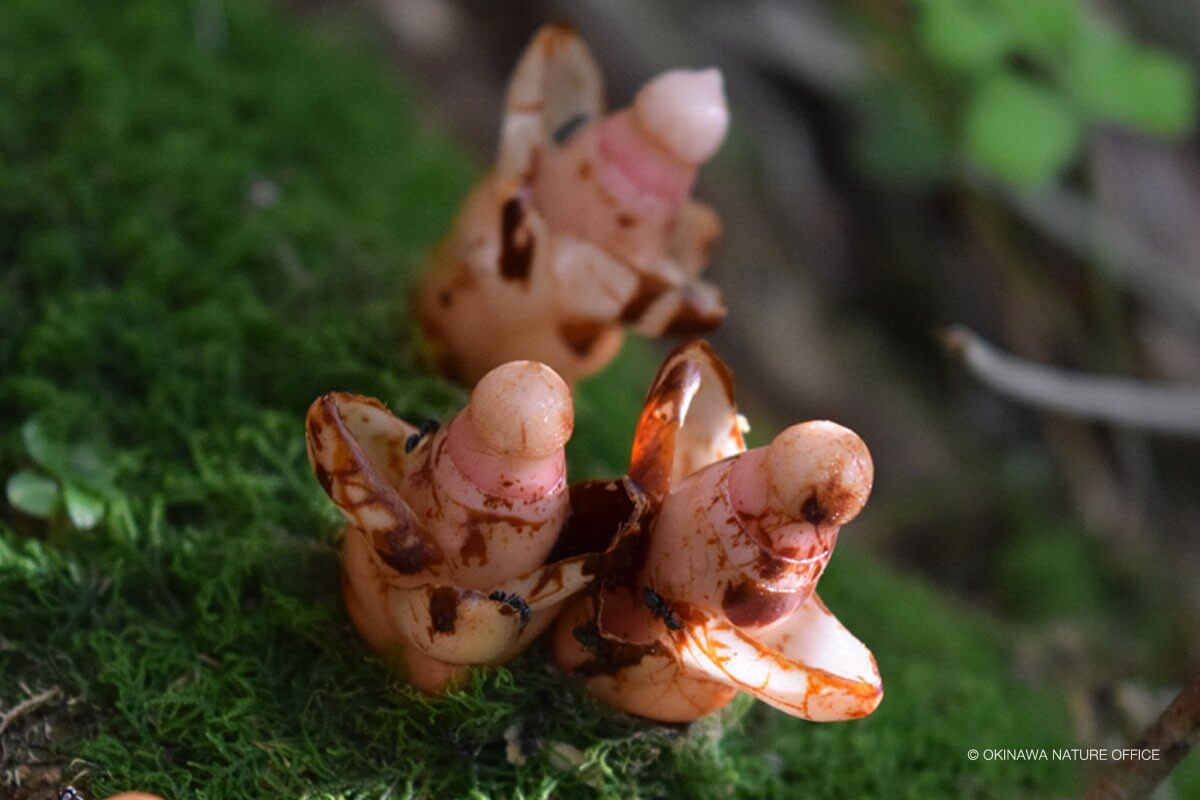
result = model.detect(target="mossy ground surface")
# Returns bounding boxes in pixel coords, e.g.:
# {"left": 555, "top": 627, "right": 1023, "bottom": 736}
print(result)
{"left": 0, "top": 2, "right": 1082, "bottom": 797}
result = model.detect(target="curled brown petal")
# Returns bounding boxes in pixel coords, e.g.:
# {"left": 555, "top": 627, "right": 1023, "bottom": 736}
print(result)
{"left": 305, "top": 393, "right": 443, "bottom": 575}
{"left": 629, "top": 340, "right": 742, "bottom": 502}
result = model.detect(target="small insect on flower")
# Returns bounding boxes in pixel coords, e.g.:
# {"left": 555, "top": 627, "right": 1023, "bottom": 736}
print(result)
{"left": 489, "top": 590, "right": 533, "bottom": 626}
{"left": 306, "top": 360, "right": 618, "bottom": 694}
{"left": 554, "top": 341, "right": 883, "bottom": 723}
{"left": 404, "top": 418, "right": 441, "bottom": 454}
{"left": 417, "top": 24, "right": 731, "bottom": 386}
{"left": 642, "top": 587, "right": 682, "bottom": 631}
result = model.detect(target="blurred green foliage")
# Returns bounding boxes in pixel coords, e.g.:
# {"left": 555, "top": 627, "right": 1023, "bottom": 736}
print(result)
{"left": 5, "top": 418, "right": 120, "bottom": 529}
{"left": 0, "top": 0, "right": 1085, "bottom": 797}
{"left": 857, "top": 0, "right": 1196, "bottom": 185}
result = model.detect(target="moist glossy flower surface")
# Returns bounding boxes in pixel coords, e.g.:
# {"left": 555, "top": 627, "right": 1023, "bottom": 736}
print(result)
{"left": 307, "top": 345, "right": 881, "bottom": 722}
{"left": 553, "top": 342, "right": 884, "bottom": 722}
{"left": 306, "top": 361, "right": 598, "bottom": 693}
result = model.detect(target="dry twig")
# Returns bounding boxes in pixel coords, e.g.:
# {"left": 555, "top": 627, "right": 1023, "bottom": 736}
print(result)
{"left": 1084, "top": 671, "right": 1200, "bottom": 800}
{"left": 944, "top": 327, "right": 1200, "bottom": 436}
{"left": 0, "top": 686, "right": 61, "bottom": 738}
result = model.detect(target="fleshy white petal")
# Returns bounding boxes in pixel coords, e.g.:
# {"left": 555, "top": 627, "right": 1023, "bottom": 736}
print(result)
{"left": 388, "top": 547, "right": 598, "bottom": 666}
{"left": 672, "top": 593, "right": 882, "bottom": 722}
{"left": 389, "top": 585, "right": 524, "bottom": 665}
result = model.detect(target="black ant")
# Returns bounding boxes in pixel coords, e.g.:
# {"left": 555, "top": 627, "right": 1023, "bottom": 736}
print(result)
{"left": 642, "top": 587, "right": 683, "bottom": 631}
{"left": 404, "top": 418, "right": 441, "bottom": 454}
{"left": 552, "top": 113, "right": 589, "bottom": 144}
{"left": 489, "top": 590, "right": 532, "bottom": 626}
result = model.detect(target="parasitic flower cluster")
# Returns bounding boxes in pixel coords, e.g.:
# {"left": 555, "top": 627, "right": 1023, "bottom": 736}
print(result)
{"left": 417, "top": 24, "right": 730, "bottom": 386}
{"left": 304, "top": 24, "right": 882, "bottom": 726}
{"left": 306, "top": 344, "right": 882, "bottom": 722}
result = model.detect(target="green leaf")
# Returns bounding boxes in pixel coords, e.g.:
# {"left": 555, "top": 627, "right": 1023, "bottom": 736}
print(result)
{"left": 22, "top": 417, "right": 70, "bottom": 475}
{"left": 6, "top": 470, "right": 61, "bottom": 517}
{"left": 963, "top": 75, "right": 1082, "bottom": 184}
{"left": 1069, "top": 32, "right": 1196, "bottom": 135}
{"left": 21, "top": 416, "right": 117, "bottom": 495}
{"left": 63, "top": 483, "right": 106, "bottom": 529}
{"left": 994, "top": 0, "right": 1082, "bottom": 53}
{"left": 916, "top": 2, "right": 1013, "bottom": 74}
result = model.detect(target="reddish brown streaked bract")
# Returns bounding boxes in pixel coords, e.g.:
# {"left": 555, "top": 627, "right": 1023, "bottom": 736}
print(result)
{"left": 552, "top": 340, "right": 884, "bottom": 723}
{"left": 416, "top": 24, "right": 730, "bottom": 386}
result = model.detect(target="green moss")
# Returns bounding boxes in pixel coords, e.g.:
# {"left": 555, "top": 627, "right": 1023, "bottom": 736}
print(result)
{"left": 0, "top": 1, "right": 1080, "bottom": 797}
{"left": 994, "top": 526, "right": 1106, "bottom": 622}
{"left": 1174, "top": 755, "right": 1200, "bottom": 799}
